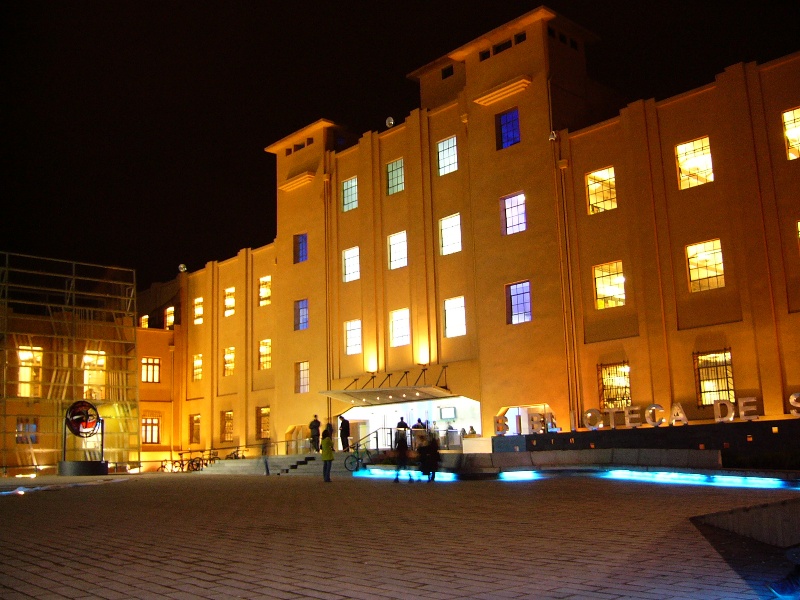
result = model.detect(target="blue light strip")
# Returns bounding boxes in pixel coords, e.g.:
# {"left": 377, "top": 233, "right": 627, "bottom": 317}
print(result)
{"left": 601, "top": 469, "right": 798, "bottom": 490}
{"left": 498, "top": 471, "right": 545, "bottom": 482}
{"left": 352, "top": 468, "right": 456, "bottom": 482}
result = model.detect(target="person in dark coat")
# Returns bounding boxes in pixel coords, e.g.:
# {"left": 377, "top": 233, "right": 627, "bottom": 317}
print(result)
{"left": 394, "top": 429, "right": 411, "bottom": 482}
{"left": 309, "top": 414, "right": 321, "bottom": 452}
{"left": 420, "top": 433, "right": 441, "bottom": 482}
{"left": 338, "top": 415, "right": 350, "bottom": 452}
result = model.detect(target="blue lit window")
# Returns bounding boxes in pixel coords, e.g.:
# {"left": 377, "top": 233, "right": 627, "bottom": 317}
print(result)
{"left": 293, "top": 233, "right": 308, "bottom": 263}
{"left": 506, "top": 281, "right": 531, "bottom": 324}
{"left": 497, "top": 108, "right": 521, "bottom": 149}
{"left": 294, "top": 299, "right": 309, "bottom": 331}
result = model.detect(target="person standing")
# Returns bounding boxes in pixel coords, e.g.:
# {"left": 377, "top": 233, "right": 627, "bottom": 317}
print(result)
{"left": 394, "top": 428, "right": 410, "bottom": 482}
{"left": 309, "top": 414, "right": 321, "bottom": 452}
{"left": 320, "top": 429, "right": 334, "bottom": 482}
{"left": 261, "top": 439, "right": 270, "bottom": 476}
{"left": 339, "top": 415, "right": 351, "bottom": 452}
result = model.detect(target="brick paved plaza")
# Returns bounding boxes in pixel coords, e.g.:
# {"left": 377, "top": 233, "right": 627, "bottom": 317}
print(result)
{"left": 1, "top": 471, "right": 798, "bottom": 599}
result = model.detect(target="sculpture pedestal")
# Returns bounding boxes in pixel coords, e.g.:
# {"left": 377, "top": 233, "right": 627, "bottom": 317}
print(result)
{"left": 58, "top": 461, "right": 109, "bottom": 476}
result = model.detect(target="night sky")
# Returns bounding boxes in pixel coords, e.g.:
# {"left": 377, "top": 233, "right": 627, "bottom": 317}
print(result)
{"left": 3, "top": 1, "right": 799, "bottom": 290}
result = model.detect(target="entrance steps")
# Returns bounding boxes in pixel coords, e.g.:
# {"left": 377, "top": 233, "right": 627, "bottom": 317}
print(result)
{"left": 196, "top": 452, "right": 354, "bottom": 477}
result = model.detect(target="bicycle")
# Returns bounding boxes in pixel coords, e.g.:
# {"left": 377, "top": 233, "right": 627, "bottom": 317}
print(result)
{"left": 202, "top": 449, "right": 219, "bottom": 467}
{"left": 173, "top": 451, "right": 203, "bottom": 472}
{"left": 343, "top": 442, "right": 373, "bottom": 472}
{"left": 225, "top": 446, "right": 248, "bottom": 460}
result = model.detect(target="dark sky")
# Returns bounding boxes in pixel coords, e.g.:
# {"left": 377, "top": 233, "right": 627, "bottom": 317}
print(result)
{"left": 3, "top": 1, "right": 799, "bottom": 290}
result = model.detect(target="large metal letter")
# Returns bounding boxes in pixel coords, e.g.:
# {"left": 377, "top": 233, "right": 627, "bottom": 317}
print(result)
{"left": 669, "top": 403, "right": 689, "bottom": 426}
{"left": 603, "top": 407, "right": 624, "bottom": 429}
{"left": 624, "top": 406, "right": 642, "bottom": 428}
{"left": 583, "top": 408, "right": 603, "bottom": 430}
{"left": 645, "top": 404, "right": 664, "bottom": 427}
{"left": 714, "top": 399, "right": 735, "bottom": 423}
{"left": 738, "top": 397, "right": 759, "bottom": 421}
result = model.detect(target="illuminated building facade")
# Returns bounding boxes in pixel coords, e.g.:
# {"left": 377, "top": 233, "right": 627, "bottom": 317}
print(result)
{"left": 136, "top": 7, "right": 799, "bottom": 465}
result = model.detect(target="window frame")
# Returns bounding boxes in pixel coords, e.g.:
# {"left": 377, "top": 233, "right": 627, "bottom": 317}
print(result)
{"left": 496, "top": 107, "right": 521, "bottom": 149}
{"left": 342, "top": 246, "right": 361, "bottom": 282}
{"left": 295, "top": 361, "right": 310, "bottom": 394}
{"left": 592, "top": 261, "right": 626, "bottom": 309}
{"left": 258, "top": 276, "right": 272, "bottom": 306}
{"left": 597, "top": 362, "right": 631, "bottom": 409}
{"left": 344, "top": 319, "right": 362, "bottom": 355}
{"left": 437, "top": 136, "right": 458, "bottom": 176}
{"left": 444, "top": 296, "right": 467, "bottom": 338}
{"left": 193, "top": 298, "right": 204, "bottom": 324}
{"left": 676, "top": 136, "right": 714, "bottom": 189}
{"left": 389, "top": 308, "right": 411, "bottom": 347}
{"left": 439, "top": 213, "right": 462, "bottom": 255}
{"left": 586, "top": 167, "right": 617, "bottom": 214}
{"left": 342, "top": 177, "right": 358, "bottom": 212}
{"left": 505, "top": 281, "right": 532, "bottom": 325}
{"left": 258, "top": 339, "right": 272, "bottom": 370}
{"left": 387, "top": 158, "right": 405, "bottom": 195}
{"left": 224, "top": 287, "right": 235, "bottom": 317}
{"left": 141, "top": 416, "right": 160, "bottom": 444}
{"left": 293, "top": 233, "right": 308, "bottom": 264}
{"left": 501, "top": 193, "right": 527, "bottom": 235}
{"left": 223, "top": 347, "right": 235, "bottom": 377}
{"left": 141, "top": 357, "right": 161, "bottom": 383}
{"left": 294, "top": 299, "right": 309, "bottom": 330}
{"left": 686, "top": 239, "right": 725, "bottom": 292}
{"left": 693, "top": 349, "right": 735, "bottom": 407}
{"left": 783, "top": 107, "right": 800, "bottom": 160}
{"left": 388, "top": 231, "right": 408, "bottom": 270}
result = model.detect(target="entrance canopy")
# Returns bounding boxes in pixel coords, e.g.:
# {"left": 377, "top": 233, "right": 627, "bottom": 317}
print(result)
{"left": 320, "top": 385, "right": 455, "bottom": 406}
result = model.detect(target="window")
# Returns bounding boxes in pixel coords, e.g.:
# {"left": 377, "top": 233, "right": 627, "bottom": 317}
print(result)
{"left": 479, "top": 49, "right": 490, "bottom": 61}
{"left": 514, "top": 32, "right": 526, "bottom": 44}
{"left": 676, "top": 136, "right": 714, "bottom": 189}
{"left": 342, "top": 177, "right": 358, "bottom": 212}
{"left": 141, "top": 417, "right": 160, "bottom": 444}
{"left": 256, "top": 406, "right": 271, "bottom": 440}
{"left": 694, "top": 349, "right": 735, "bottom": 406}
{"left": 141, "top": 357, "right": 161, "bottom": 383}
{"left": 390, "top": 309, "right": 411, "bottom": 347}
{"left": 388, "top": 231, "right": 408, "bottom": 269}
{"left": 441, "top": 65, "right": 454, "bottom": 79}
{"left": 586, "top": 167, "right": 617, "bottom": 214}
{"left": 295, "top": 361, "right": 310, "bottom": 393}
{"left": 165, "top": 306, "right": 175, "bottom": 329}
{"left": 16, "top": 417, "right": 38, "bottom": 445}
{"left": 223, "top": 347, "right": 235, "bottom": 377}
{"left": 506, "top": 281, "right": 532, "bottom": 324}
{"left": 387, "top": 158, "right": 405, "bottom": 195}
{"left": 190, "top": 414, "right": 201, "bottom": 444}
{"left": 294, "top": 299, "right": 309, "bottom": 330}
{"left": 437, "top": 136, "right": 458, "bottom": 175}
{"left": 345, "top": 319, "right": 362, "bottom": 355}
{"left": 783, "top": 108, "right": 800, "bottom": 160}
{"left": 259, "top": 276, "right": 272, "bottom": 306}
{"left": 502, "top": 193, "right": 527, "bottom": 235}
{"left": 192, "top": 354, "right": 203, "bottom": 382}
{"left": 293, "top": 233, "right": 308, "bottom": 263}
{"left": 686, "top": 239, "right": 725, "bottom": 292}
{"left": 496, "top": 108, "right": 520, "bottom": 149}
{"left": 83, "top": 350, "right": 106, "bottom": 401}
{"left": 493, "top": 39, "right": 512, "bottom": 55}
{"left": 140, "top": 315, "right": 149, "bottom": 328}
{"left": 444, "top": 296, "right": 467, "bottom": 338}
{"left": 224, "top": 287, "right": 235, "bottom": 317}
{"left": 342, "top": 246, "right": 360, "bottom": 282}
{"left": 259, "top": 339, "right": 272, "bottom": 370}
{"left": 17, "top": 345, "right": 42, "bottom": 398}
{"left": 593, "top": 261, "right": 626, "bottom": 309}
{"left": 598, "top": 362, "right": 631, "bottom": 410}
{"left": 439, "top": 214, "right": 462, "bottom": 255}
{"left": 193, "top": 298, "right": 204, "bottom": 324}
{"left": 221, "top": 411, "right": 234, "bottom": 443}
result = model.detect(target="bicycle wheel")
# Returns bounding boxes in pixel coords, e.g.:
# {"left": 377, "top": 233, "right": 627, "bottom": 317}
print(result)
{"left": 188, "top": 457, "right": 202, "bottom": 471}
{"left": 173, "top": 460, "right": 183, "bottom": 472}
{"left": 344, "top": 454, "right": 359, "bottom": 472}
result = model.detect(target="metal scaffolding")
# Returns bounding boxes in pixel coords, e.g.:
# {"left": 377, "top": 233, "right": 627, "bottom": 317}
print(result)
{"left": 1, "top": 252, "right": 139, "bottom": 474}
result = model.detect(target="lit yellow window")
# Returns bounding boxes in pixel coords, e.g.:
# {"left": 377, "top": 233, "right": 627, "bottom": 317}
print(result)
{"left": 224, "top": 287, "right": 235, "bottom": 317}
{"left": 592, "top": 261, "right": 626, "bottom": 309}
{"left": 676, "top": 136, "right": 714, "bottom": 189}
{"left": 586, "top": 167, "right": 617, "bottom": 213}
{"left": 192, "top": 354, "right": 203, "bottom": 382}
{"left": 259, "top": 339, "right": 272, "bottom": 370}
{"left": 686, "top": 239, "right": 724, "bottom": 292}
{"left": 694, "top": 350, "right": 735, "bottom": 406}
{"left": 259, "top": 276, "right": 272, "bottom": 306}
{"left": 598, "top": 362, "right": 631, "bottom": 409}
{"left": 223, "top": 347, "right": 235, "bottom": 377}
{"left": 140, "top": 315, "right": 149, "bottom": 328}
{"left": 193, "top": 298, "right": 203, "bottom": 325}
{"left": 83, "top": 350, "right": 106, "bottom": 400}
{"left": 165, "top": 306, "right": 175, "bottom": 329}
{"left": 18, "top": 346, "right": 43, "bottom": 398}
{"left": 783, "top": 107, "right": 800, "bottom": 160}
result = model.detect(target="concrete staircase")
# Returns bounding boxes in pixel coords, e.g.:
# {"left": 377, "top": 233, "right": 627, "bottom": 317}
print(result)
{"left": 196, "top": 452, "right": 355, "bottom": 477}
